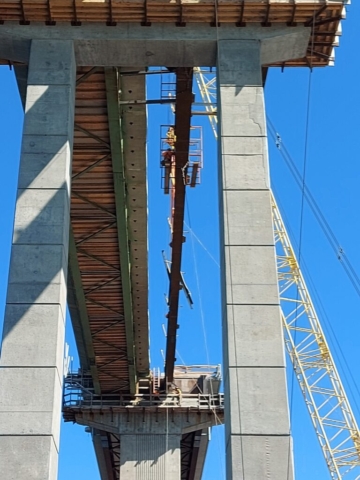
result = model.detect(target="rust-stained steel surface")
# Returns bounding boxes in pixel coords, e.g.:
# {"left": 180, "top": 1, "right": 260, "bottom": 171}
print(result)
{"left": 0, "top": 1, "right": 344, "bottom": 67}
{"left": 70, "top": 67, "right": 148, "bottom": 394}
{"left": 118, "top": 68, "right": 149, "bottom": 379}
{"left": 164, "top": 67, "right": 193, "bottom": 384}
{"left": 71, "top": 67, "right": 130, "bottom": 393}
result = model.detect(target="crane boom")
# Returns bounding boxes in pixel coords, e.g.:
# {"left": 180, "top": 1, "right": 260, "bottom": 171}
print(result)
{"left": 194, "top": 68, "right": 360, "bottom": 479}
{"left": 273, "top": 196, "right": 360, "bottom": 479}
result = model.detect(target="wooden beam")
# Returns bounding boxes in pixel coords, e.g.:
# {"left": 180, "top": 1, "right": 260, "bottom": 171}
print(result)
{"left": 304, "top": 4, "right": 328, "bottom": 27}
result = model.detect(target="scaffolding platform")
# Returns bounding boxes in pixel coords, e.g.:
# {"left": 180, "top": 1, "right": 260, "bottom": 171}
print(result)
{"left": 160, "top": 124, "right": 203, "bottom": 193}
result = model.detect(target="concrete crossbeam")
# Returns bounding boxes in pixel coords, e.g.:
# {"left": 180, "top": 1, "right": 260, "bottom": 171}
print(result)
{"left": 217, "top": 39, "right": 293, "bottom": 479}
{"left": 0, "top": 24, "right": 310, "bottom": 66}
{"left": 0, "top": 39, "right": 75, "bottom": 480}
{"left": 74, "top": 410, "right": 220, "bottom": 436}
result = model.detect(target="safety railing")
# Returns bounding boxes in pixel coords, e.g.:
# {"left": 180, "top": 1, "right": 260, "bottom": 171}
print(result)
{"left": 63, "top": 374, "right": 224, "bottom": 411}
{"left": 160, "top": 124, "right": 203, "bottom": 191}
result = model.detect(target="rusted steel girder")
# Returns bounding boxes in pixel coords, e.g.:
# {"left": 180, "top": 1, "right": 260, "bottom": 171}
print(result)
{"left": 164, "top": 67, "right": 193, "bottom": 383}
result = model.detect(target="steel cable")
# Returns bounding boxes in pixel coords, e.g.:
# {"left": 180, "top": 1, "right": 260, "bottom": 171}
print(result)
{"left": 268, "top": 117, "right": 360, "bottom": 298}
{"left": 286, "top": 9, "right": 316, "bottom": 479}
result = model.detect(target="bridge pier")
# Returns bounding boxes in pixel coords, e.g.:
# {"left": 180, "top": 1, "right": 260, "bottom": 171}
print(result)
{"left": 70, "top": 408, "right": 220, "bottom": 480}
{"left": 217, "top": 40, "right": 294, "bottom": 479}
{"left": 0, "top": 40, "right": 75, "bottom": 479}
{"left": 119, "top": 432, "right": 181, "bottom": 479}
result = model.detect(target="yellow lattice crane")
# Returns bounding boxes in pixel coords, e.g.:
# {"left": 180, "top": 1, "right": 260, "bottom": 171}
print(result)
{"left": 194, "top": 68, "right": 360, "bottom": 480}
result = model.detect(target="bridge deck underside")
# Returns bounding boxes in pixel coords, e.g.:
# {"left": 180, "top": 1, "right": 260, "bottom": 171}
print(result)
{"left": 69, "top": 66, "right": 150, "bottom": 395}
{"left": 0, "top": 1, "right": 343, "bottom": 67}
{"left": 71, "top": 68, "right": 130, "bottom": 393}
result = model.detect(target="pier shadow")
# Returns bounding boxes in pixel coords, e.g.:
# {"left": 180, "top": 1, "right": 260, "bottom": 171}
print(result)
{"left": 0, "top": 73, "right": 73, "bottom": 358}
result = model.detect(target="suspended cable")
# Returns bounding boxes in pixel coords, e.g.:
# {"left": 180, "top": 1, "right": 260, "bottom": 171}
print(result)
{"left": 184, "top": 220, "right": 220, "bottom": 268}
{"left": 186, "top": 198, "right": 225, "bottom": 480}
{"left": 187, "top": 173, "right": 360, "bottom": 423}
{"left": 273, "top": 183, "right": 360, "bottom": 421}
{"left": 176, "top": 348, "right": 186, "bottom": 366}
{"left": 287, "top": 10, "right": 316, "bottom": 480}
{"left": 274, "top": 193, "right": 360, "bottom": 479}
{"left": 268, "top": 118, "right": 360, "bottom": 298}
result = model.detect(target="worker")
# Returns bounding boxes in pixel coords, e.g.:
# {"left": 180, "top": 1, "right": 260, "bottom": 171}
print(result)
{"left": 161, "top": 148, "right": 173, "bottom": 167}
{"left": 172, "top": 384, "right": 182, "bottom": 405}
{"left": 165, "top": 126, "right": 176, "bottom": 149}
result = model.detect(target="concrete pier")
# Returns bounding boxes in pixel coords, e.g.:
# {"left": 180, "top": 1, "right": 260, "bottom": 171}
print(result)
{"left": 217, "top": 40, "right": 294, "bottom": 479}
{"left": 120, "top": 433, "right": 181, "bottom": 479}
{"left": 69, "top": 407, "right": 221, "bottom": 480}
{"left": 0, "top": 40, "right": 75, "bottom": 479}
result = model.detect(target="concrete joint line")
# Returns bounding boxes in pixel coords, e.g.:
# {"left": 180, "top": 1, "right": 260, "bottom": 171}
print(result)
{"left": 228, "top": 366, "right": 286, "bottom": 369}
{"left": 230, "top": 433, "right": 291, "bottom": 437}
{"left": 227, "top": 303, "right": 280, "bottom": 306}
{"left": 223, "top": 188, "right": 269, "bottom": 193}
{"left": 224, "top": 244, "right": 275, "bottom": 247}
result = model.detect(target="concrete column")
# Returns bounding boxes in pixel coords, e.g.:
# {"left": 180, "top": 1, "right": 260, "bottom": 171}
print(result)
{"left": 0, "top": 40, "right": 75, "bottom": 479}
{"left": 115, "top": 411, "right": 182, "bottom": 479}
{"left": 120, "top": 434, "right": 181, "bottom": 480}
{"left": 217, "top": 40, "right": 293, "bottom": 479}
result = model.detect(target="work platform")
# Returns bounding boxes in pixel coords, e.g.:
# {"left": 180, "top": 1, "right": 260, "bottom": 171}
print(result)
{"left": 62, "top": 366, "right": 224, "bottom": 480}
{"left": 63, "top": 370, "right": 224, "bottom": 420}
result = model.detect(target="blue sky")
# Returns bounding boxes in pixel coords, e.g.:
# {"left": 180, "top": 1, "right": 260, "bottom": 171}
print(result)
{"left": 0, "top": 2, "right": 359, "bottom": 478}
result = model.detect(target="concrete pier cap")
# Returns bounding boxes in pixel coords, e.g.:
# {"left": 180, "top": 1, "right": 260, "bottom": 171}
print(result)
{"left": 0, "top": 24, "right": 310, "bottom": 67}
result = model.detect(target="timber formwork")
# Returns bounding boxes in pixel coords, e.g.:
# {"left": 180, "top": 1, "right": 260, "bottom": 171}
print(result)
{"left": 0, "top": 1, "right": 345, "bottom": 67}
